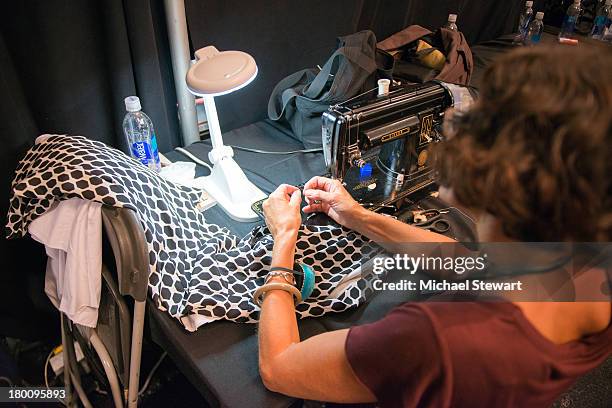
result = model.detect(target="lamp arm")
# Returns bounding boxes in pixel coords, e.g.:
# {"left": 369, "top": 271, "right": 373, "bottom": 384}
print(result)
{"left": 203, "top": 96, "right": 234, "bottom": 164}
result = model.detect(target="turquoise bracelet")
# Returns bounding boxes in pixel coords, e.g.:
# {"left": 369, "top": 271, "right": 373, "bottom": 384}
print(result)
{"left": 297, "top": 263, "right": 315, "bottom": 301}
{"left": 269, "top": 263, "right": 315, "bottom": 301}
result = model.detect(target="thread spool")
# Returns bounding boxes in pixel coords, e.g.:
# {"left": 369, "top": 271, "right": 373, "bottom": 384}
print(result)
{"left": 378, "top": 79, "right": 390, "bottom": 97}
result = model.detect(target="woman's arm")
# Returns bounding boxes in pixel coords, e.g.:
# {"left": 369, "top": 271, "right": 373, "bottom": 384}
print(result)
{"left": 353, "top": 207, "right": 456, "bottom": 249}
{"left": 259, "top": 184, "right": 376, "bottom": 403}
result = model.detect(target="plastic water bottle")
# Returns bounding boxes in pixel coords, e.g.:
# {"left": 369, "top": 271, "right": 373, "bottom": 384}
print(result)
{"left": 445, "top": 14, "right": 458, "bottom": 31}
{"left": 590, "top": 0, "right": 612, "bottom": 39}
{"left": 559, "top": 0, "right": 581, "bottom": 40}
{"left": 525, "top": 12, "right": 545, "bottom": 45}
{"left": 517, "top": 1, "right": 535, "bottom": 37}
{"left": 123, "top": 96, "right": 161, "bottom": 172}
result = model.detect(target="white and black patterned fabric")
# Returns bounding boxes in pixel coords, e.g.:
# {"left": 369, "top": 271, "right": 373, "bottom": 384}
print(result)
{"left": 6, "top": 135, "right": 379, "bottom": 331}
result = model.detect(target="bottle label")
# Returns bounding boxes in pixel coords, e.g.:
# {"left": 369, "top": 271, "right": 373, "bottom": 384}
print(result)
{"left": 131, "top": 141, "right": 153, "bottom": 165}
{"left": 150, "top": 132, "right": 161, "bottom": 164}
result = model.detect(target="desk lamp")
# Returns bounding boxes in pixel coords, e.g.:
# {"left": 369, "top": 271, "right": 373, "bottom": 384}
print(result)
{"left": 186, "top": 46, "right": 266, "bottom": 222}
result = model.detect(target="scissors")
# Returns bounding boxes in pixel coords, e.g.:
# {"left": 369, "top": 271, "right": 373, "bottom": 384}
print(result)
{"left": 412, "top": 209, "right": 451, "bottom": 234}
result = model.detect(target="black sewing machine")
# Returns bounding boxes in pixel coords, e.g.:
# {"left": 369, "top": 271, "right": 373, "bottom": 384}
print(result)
{"left": 321, "top": 81, "right": 475, "bottom": 211}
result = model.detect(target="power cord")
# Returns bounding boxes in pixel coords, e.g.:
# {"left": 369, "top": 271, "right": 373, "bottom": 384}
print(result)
{"left": 195, "top": 140, "right": 322, "bottom": 155}
{"left": 43, "top": 349, "right": 54, "bottom": 390}
{"left": 138, "top": 352, "right": 167, "bottom": 397}
{"left": 228, "top": 145, "right": 322, "bottom": 155}
{"left": 0, "top": 376, "right": 13, "bottom": 386}
{"left": 43, "top": 347, "right": 68, "bottom": 407}
{"left": 174, "top": 146, "right": 277, "bottom": 194}
{"left": 174, "top": 147, "right": 213, "bottom": 172}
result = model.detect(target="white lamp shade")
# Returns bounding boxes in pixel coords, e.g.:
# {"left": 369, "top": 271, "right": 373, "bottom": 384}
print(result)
{"left": 186, "top": 46, "right": 258, "bottom": 96}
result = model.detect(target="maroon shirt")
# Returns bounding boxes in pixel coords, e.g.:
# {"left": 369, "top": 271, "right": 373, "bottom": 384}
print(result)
{"left": 345, "top": 302, "right": 612, "bottom": 407}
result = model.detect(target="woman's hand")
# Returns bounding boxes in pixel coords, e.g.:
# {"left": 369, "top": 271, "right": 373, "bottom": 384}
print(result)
{"left": 302, "top": 176, "right": 364, "bottom": 230}
{"left": 263, "top": 184, "right": 302, "bottom": 241}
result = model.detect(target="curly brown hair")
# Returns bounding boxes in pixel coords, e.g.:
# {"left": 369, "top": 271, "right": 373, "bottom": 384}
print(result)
{"left": 435, "top": 45, "right": 612, "bottom": 242}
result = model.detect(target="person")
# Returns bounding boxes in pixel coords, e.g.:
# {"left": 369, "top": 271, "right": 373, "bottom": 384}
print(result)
{"left": 257, "top": 45, "right": 612, "bottom": 407}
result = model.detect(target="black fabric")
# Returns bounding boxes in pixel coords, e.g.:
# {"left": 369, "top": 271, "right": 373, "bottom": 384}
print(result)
{"left": 0, "top": 0, "right": 180, "bottom": 338}
{"left": 185, "top": 0, "right": 527, "bottom": 133}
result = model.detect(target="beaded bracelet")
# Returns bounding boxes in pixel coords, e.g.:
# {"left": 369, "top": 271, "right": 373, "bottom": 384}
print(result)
{"left": 253, "top": 282, "right": 302, "bottom": 307}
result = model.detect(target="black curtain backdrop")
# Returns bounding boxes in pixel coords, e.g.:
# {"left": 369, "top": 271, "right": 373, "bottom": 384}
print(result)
{"left": 0, "top": 0, "right": 180, "bottom": 339}
{"left": 186, "top": 0, "right": 535, "bottom": 132}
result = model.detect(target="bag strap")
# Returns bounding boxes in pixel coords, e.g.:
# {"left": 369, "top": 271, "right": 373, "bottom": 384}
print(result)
{"left": 303, "top": 31, "right": 378, "bottom": 99}
{"left": 268, "top": 68, "right": 314, "bottom": 120}
{"left": 302, "top": 50, "right": 343, "bottom": 99}
{"left": 269, "top": 30, "right": 380, "bottom": 119}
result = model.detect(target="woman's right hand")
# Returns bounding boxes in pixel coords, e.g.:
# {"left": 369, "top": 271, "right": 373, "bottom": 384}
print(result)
{"left": 302, "top": 176, "right": 364, "bottom": 229}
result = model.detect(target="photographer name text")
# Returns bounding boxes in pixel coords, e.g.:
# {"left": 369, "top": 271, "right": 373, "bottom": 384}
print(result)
{"left": 373, "top": 279, "right": 523, "bottom": 292}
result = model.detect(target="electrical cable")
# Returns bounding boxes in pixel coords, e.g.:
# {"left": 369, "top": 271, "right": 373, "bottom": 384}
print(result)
{"left": 174, "top": 147, "right": 213, "bottom": 172}
{"left": 195, "top": 140, "right": 322, "bottom": 155}
{"left": 228, "top": 145, "right": 322, "bottom": 155}
{"left": 138, "top": 352, "right": 168, "bottom": 397}
{"left": 44, "top": 349, "right": 54, "bottom": 390}
{"left": 43, "top": 349, "right": 68, "bottom": 407}
{"left": 0, "top": 376, "right": 13, "bottom": 386}
{"left": 174, "top": 145, "right": 276, "bottom": 194}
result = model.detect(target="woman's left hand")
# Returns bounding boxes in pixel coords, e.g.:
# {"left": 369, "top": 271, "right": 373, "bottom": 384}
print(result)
{"left": 263, "top": 184, "right": 302, "bottom": 240}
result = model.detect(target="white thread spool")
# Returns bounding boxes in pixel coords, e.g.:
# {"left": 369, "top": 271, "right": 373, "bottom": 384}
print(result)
{"left": 377, "top": 79, "right": 390, "bottom": 97}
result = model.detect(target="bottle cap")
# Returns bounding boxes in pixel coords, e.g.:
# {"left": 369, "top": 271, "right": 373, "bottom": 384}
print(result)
{"left": 124, "top": 96, "right": 141, "bottom": 112}
{"left": 535, "top": 11, "right": 544, "bottom": 19}
{"left": 448, "top": 14, "right": 457, "bottom": 23}
{"left": 526, "top": 1, "right": 533, "bottom": 7}
{"left": 573, "top": 0, "right": 580, "bottom": 3}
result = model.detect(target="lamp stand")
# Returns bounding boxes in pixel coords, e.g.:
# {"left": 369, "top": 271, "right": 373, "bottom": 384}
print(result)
{"left": 199, "top": 95, "right": 267, "bottom": 222}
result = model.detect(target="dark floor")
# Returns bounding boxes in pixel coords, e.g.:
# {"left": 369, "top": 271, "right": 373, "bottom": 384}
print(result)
{"left": 0, "top": 336, "right": 209, "bottom": 407}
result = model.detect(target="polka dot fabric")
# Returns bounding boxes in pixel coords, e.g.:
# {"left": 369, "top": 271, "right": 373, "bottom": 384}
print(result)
{"left": 6, "top": 135, "right": 380, "bottom": 331}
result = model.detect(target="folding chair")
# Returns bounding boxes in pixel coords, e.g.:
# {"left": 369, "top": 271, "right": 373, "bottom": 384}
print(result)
{"left": 59, "top": 205, "right": 148, "bottom": 408}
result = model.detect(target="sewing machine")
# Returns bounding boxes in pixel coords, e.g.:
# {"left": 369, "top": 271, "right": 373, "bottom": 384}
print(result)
{"left": 322, "top": 81, "right": 476, "bottom": 211}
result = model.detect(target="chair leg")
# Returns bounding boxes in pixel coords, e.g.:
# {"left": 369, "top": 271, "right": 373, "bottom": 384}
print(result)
{"left": 127, "top": 300, "right": 146, "bottom": 408}
{"left": 63, "top": 322, "right": 93, "bottom": 408}
{"left": 90, "top": 330, "right": 124, "bottom": 408}
{"left": 60, "top": 314, "right": 75, "bottom": 408}
{"left": 68, "top": 371, "right": 94, "bottom": 408}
